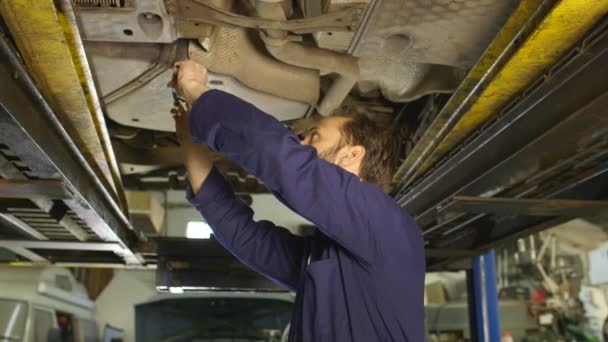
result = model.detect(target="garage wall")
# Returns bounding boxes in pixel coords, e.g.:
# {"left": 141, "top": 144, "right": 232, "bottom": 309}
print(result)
{"left": 95, "top": 270, "right": 157, "bottom": 341}
{"left": 163, "top": 191, "right": 311, "bottom": 237}
{"left": 95, "top": 192, "right": 310, "bottom": 340}
{"left": 165, "top": 206, "right": 203, "bottom": 237}
{"left": 249, "top": 194, "right": 312, "bottom": 234}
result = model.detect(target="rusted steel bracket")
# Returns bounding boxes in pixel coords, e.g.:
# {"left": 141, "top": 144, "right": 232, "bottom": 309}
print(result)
{"left": 166, "top": 0, "right": 366, "bottom": 35}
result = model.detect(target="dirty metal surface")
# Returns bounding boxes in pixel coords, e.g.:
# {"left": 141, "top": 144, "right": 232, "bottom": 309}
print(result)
{"left": 350, "top": 0, "right": 518, "bottom": 68}
{"left": 399, "top": 22, "right": 608, "bottom": 218}
{"left": 445, "top": 197, "right": 608, "bottom": 218}
{"left": 0, "top": 152, "right": 93, "bottom": 242}
{"left": 0, "top": 34, "right": 141, "bottom": 265}
{"left": 425, "top": 79, "right": 608, "bottom": 244}
{"left": 0, "top": 0, "right": 123, "bottom": 204}
{"left": 75, "top": 0, "right": 178, "bottom": 43}
{"left": 0, "top": 179, "right": 70, "bottom": 200}
{"left": 169, "top": 0, "right": 365, "bottom": 36}
{"left": 426, "top": 167, "right": 608, "bottom": 271}
{"left": 400, "top": 21, "right": 608, "bottom": 269}
{"left": 57, "top": 0, "right": 128, "bottom": 211}
{"left": 392, "top": 0, "right": 548, "bottom": 185}
{"left": 415, "top": 0, "right": 608, "bottom": 179}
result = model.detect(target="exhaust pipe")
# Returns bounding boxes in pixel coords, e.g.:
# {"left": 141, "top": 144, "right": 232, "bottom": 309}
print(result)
{"left": 256, "top": 0, "right": 360, "bottom": 115}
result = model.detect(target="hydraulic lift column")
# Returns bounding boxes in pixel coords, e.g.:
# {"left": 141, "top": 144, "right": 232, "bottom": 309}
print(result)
{"left": 468, "top": 250, "right": 501, "bottom": 342}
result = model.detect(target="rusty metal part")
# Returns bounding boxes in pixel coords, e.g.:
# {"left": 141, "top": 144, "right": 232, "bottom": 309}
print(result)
{"left": 167, "top": 0, "right": 365, "bottom": 35}
{"left": 317, "top": 74, "right": 358, "bottom": 115}
{"left": 0, "top": 0, "right": 126, "bottom": 208}
{"left": 256, "top": 1, "right": 359, "bottom": 76}
{"left": 259, "top": 31, "right": 359, "bottom": 115}
{"left": 0, "top": 179, "right": 70, "bottom": 200}
{"left": 260, "top": 31, "right": 359, "bottom": 78}
{"left": 392, "top": 0, "right": 550, "bottom": 185}
{"left": 189, "top": 27, "right": 320, "bottom": 105}
{"left": 256, "top": 0, "right": 360, "bottom": 115}
{"left": 445, "top": 196, "right": 608, "bottom": 218}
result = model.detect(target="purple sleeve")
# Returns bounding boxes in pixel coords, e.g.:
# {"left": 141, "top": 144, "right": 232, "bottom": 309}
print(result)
{"left": 189, "top": 90, "right": 393, "bottom": 264}
{"left": 186, "top": 168, "right": 307, "bottom": 291}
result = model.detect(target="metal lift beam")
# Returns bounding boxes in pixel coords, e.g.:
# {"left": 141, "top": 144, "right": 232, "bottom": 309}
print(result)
{"left": 0, "top": 0, "right": 127, "bottom": 210}
{"left": 404, "top": 26, "right": 608, "bottom": 219}
{"left": 394, "top": 0, "right": 608, "bottom": 187}
{"left": 0, "top": 34, "right": 141, "bottom": 265}
{"left": 399, "top": 20, "right": 608, "bottom": 269}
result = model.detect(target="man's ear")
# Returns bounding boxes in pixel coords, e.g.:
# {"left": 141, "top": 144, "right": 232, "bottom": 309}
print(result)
{"left": 338, "top": 145, "right": 366, "bottom": 168}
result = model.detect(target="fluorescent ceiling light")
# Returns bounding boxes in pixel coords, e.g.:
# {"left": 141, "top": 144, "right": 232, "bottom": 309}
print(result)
{"left": 186, "top": 221, "right": 213, "bottom": 239}
{"left": 169, "top": 287, "right": 184, "bottom": 294}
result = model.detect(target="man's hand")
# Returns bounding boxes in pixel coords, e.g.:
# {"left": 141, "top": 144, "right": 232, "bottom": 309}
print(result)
{"left": 172, "top": 60, "right": 209, "bottom": 105}
{"left": 171, "top": 86, "right": 214, "bottom": 195}
{"left": 171, "top": 100, "right": 193, "bottom": 147}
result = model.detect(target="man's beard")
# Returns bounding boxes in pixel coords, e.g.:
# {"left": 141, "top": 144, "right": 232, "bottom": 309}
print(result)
{"left": 318, "top": 143, "right": 343, "bottom": 164}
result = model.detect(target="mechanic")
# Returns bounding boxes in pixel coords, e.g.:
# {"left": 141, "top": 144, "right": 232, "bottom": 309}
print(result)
{"left": 171, "top": 60, "right": 425, "bottom": 342}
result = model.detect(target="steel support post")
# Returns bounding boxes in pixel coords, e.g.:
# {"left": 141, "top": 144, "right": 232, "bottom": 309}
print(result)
{"left": 466, "top": 269, "right": 479, "bottom": 342}
{"left": 471, "top": 250, "right": 501, "bottom": 342}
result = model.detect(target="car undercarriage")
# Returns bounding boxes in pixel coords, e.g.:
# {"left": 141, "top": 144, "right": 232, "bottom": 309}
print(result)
{"left": 75, "top": 0, "right": 516, "bottom": 194}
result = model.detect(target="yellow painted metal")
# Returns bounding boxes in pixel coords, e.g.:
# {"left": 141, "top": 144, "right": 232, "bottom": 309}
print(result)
{"left": 416, "top": 0, "right": 608, "bottom": 177}
{"left": 0, "top": 0, "right": 125, "bottom": 208}
{"left": 55, "top": 0, "right": 129, "bottom": 211}
{"left": 392, "top": 0, "right": 546, "bottom": 183}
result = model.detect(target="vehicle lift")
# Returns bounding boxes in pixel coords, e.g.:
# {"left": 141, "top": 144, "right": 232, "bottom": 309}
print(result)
{"left": 1, "top": 1, "right": 608, "bottom": 340}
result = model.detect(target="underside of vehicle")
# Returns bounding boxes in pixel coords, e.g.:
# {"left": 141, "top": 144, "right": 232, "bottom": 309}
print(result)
{"left": 76, "top": 0, "right": 516, "bottom": 193}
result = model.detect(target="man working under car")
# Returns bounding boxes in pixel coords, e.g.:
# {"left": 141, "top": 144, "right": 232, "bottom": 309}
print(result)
{"left": 171, "top": 60, "right": 425, "bottom": 342}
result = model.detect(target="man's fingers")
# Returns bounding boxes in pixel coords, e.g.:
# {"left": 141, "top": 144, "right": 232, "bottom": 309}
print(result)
{"left": 171, "top": 103, "right": 189, "bottom": 117}
{"left": 168, "top": 68, "right": 179, "bottom": 88}
{"left": 172, "top": 61, "right": 184, "bottom": 81}
{"left": 173, "top": 60, "right": 190, "bottom": 74}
